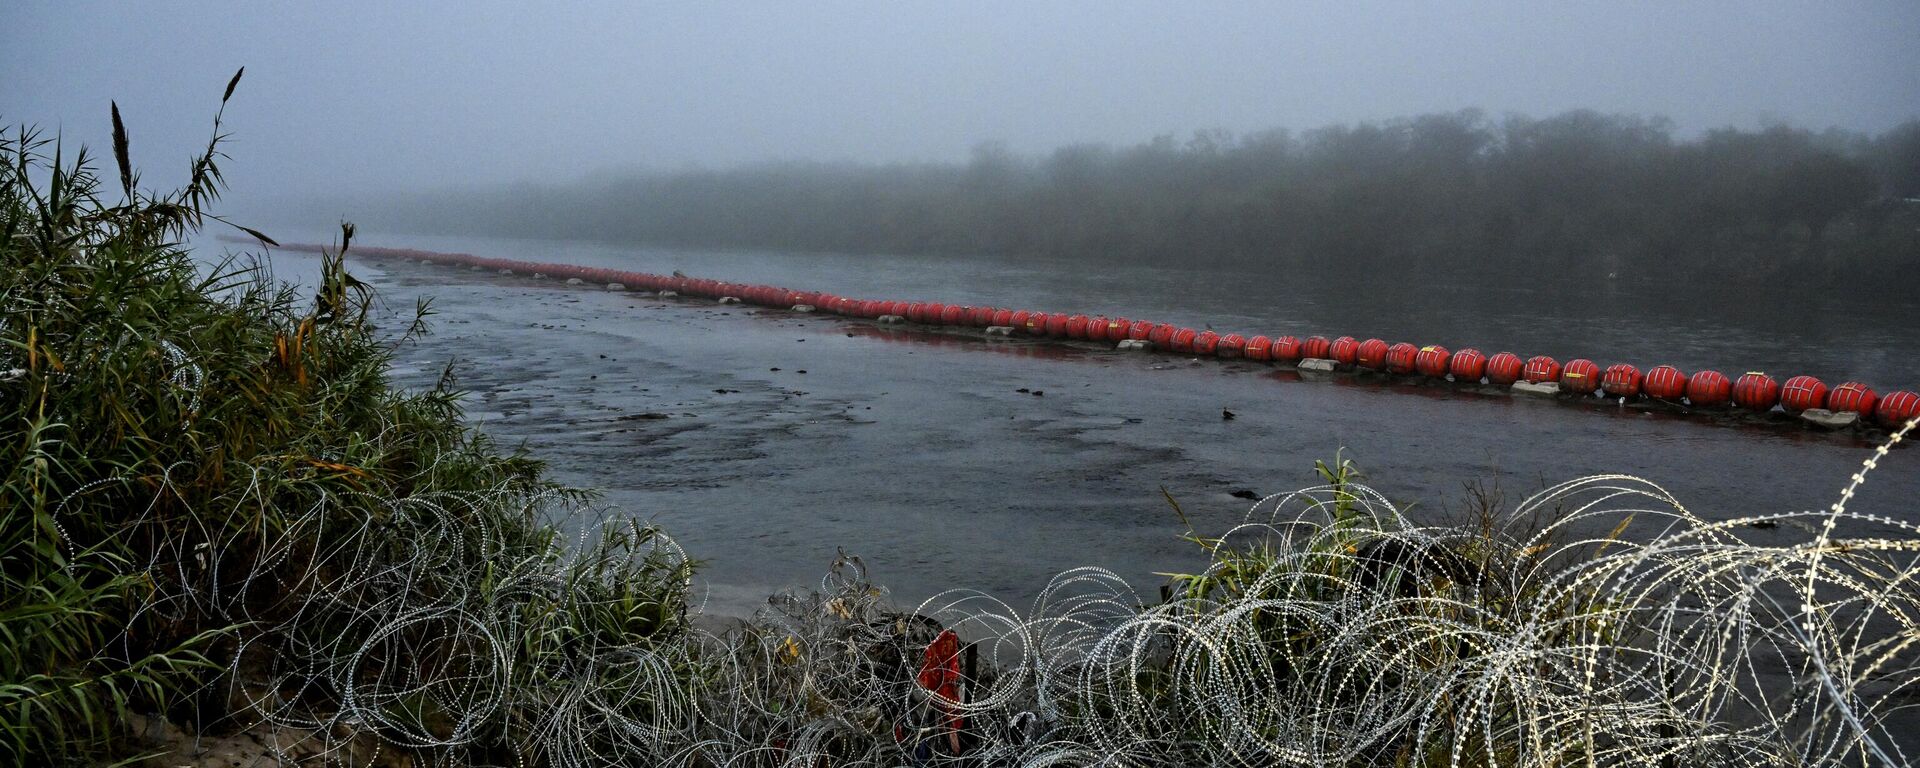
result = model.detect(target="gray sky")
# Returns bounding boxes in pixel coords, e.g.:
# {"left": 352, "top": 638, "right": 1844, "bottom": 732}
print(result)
{"left": 5, "top": 1, "right": 1916, "bottom": 200}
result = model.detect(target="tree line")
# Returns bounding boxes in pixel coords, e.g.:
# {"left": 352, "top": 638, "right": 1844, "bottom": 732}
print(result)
{"left": 350, "top": 110, "right": 1920, "bottom": 290}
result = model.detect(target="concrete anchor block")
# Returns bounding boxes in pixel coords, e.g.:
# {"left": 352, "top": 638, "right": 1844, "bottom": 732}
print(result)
{"left": 606, "top": 283, "right": 625, "bottom": 291}
{"left": 471, "top": 265, "right": 485, "bottom": 271}
{"left": 1116, "top": 339, "right": 1153, "bottom": 351}
{"left": 658, "top": 290, "right": 678, "bottom": 297}
{"left": 1511, "top": 380, "right": 1559, "bottom": 397}
{"left": 718, "top": 296, "right": 742, "bottom": 304}
{"left": 877, "top": 315, "right": 906, "bottom": 325}
{"left": 791, "top": 304, "right": 816, "bottom": 313}
{"left": 532, "top": 273, "right": 546, "bottom": 279}
{"left": 499, "top": 269, "right": 513, "bottom": 275}
{"left": 566, "top": 277, "right": 585, "bottom": 285}
{"left": 1297, "top": 358, "right": 1338, "bottom": 373}
{"left": 418, "top": 260, "right": 433, "bottom": 266}
{"left": 984, "top": 326, "right": 1016, "bottom": 336}
{"left": 1800, "top": 408, "right": 1860, "bottom": 429}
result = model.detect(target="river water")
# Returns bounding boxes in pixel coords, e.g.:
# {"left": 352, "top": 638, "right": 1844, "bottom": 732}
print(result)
{"left": 223, "top": 228, "right": 1920, "bottom": 615}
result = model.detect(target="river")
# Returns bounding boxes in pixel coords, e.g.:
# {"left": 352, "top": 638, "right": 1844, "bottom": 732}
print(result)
{"left": 223, "top": 228, "right": 1920, "bottom": 615}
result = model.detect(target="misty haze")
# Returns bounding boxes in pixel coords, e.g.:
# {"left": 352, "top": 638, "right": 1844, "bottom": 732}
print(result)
{"left": 5, "top": 3, "right": 1919, "bottom": 767}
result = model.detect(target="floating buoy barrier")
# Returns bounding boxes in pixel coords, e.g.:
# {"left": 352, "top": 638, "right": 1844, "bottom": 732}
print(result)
{"left": 250, "top": 237, "right": 1916, "bottom": 437}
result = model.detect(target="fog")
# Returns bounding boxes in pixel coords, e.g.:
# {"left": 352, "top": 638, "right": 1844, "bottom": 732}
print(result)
{"left": 4, "top": 1, "right": 1916, "bottom": 208}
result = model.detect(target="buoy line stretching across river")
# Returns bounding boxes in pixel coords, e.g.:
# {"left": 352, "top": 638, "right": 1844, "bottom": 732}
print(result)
{"left": 254, "top": 239, "right": 1920, "bottom": 439}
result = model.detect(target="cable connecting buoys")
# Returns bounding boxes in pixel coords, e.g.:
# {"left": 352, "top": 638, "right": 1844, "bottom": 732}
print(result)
{"left": 1356, "top": 339, "right": 1388, "bottom": 370}
{"left": 1561, "top": 359, "right": 1600, "bottom": 394}
{"left": 1731, "top": 373, "right": 1781, "bottom": 412}
{"left": 1450, "top": 348, "right": 1488, "bottom": 383}
{"left": 1780, "top": 376, "right": 1829, "bottom": 414}
{"left": 1385, "top": 342, "right": 1418, "bottom": 375}
{"left": 1828, "top": 382, "right": 1879, "bottom": 417}
{"left": 1686, "top": 370, "right": 1732, "bottom": 408}
{"left": 1602, "top": 364, "right": 1642, "bottom": 398}
{"left": 1643, "top": 365, "right": 1687, "bottom": 400}
{"left": 1877, "top": 391, "right": 1920, "bottom": 427}
{"left": 1415, "top": 345, "right": 1451, "bottom": 378}
{"left": 1522, "top": 355, "right": 1562, "bottom": 384}
{"left": 1486, "top": 353, "right": 1524, "bottom": 386}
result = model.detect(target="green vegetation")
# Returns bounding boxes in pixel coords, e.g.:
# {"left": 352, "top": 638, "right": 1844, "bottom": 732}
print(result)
{"left": 1, "top": 78, "right": 692, "bottom": 766}
{"left": 345, "top": 110, "right": 1920, "bottom": 292}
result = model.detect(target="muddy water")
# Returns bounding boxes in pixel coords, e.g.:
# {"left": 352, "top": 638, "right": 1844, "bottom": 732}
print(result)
{"left": 231, "top": 231, "right": 1919, "bottom": 615}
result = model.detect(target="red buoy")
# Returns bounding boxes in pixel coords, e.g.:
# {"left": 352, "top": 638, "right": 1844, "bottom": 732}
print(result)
{"left": 1414, "top": 345, "right": 1451, "bottom": 378}
{"left": 939, "top": 304, "right": 965, "bottom": 325}
{"left": 1217, "top": 333, "right": 1247, "bottom": 358}
{"left": 1104, "top": 317, "right": 1131, "bottom": 341}
{"left": 1301, "top": 336, "right": 1331, "bottom": 360}
{"left": 1274, "top": 336, "right": 1305, "bottom": 361}
{"left": 1085, "top": 316, "right": 1111, "bottom": 341}
{"left": 1827, "top": 382, "right": 1878, "bottom": 416}
{"left": 1066, "top": 314, "right": 1090, "bottom": 339}
{"left": 1170, "top": 328, "right": 1198, "bottom": 353}
{"left": 1049, "top": 313, "right": 1073, "bottom": 337}
{"left": 1561, "top": 359, "right": 1600, "bottom": 394}
{"left": 1450, "top": 348, "right": 1488, "bottom": 382}
{"left": 1686, "top": 370, "right": 1732, "bottom": 407}
{"left": 1601, "top": 364, "right": 1642, "bottom": 398}
{"left": 1522, "top": 355, "right": 1562, "bottom": 384}
{"left": 1023, "top": 312, "right": 1049, "bottom": 336}
{"left": 1876, "top": 390, "right": 1920, "bottom": 428}
{"left": 1330, "top": 336, "right": 1360, "bottom": 366}
{"left": 906, "top": 302, "right": 929, "bottom": 323}
{"left": 1780, "top": 376, "right": 1828, "bottom": 414}
{"left": 1244, "top": 335, "right": 1273, "bottom": 361}
{"left": 1356, "top": 339, "right": 1389, "bottom": 370}
{"left": 1731, "top": 372, "right": 1781, "bottom": 412}
{"left": 1643, "top": 365, "right": 1687, "bottom": 400}
{"left": 991, "top": 309, "right": 1015, "bottom": 327}
{"left": 1128, "top": 319, "right": 1154, "bottom": 341}
{"left": 1193, "top": 330, "right": 1221, "bottom": 356}
{"left": 1148, "top": 323, "right": 1177, "bottom": 347}
{"left": 965, "top": 306, "right": 991, "bottom": 326}
{"left": 887, "top": 300, "right": 911, "bottom": 317}
{"left": 1008, "top": 310, "right": 1033, "bottom": 331}
{"left": 1486, "top": 352, "right": 1525, "bottom": 386}
{"left": 1385, "top": 342, "right": 1418, "bottom": 374}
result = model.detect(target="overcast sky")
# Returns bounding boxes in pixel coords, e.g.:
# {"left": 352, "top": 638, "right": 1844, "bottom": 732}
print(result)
{"left": 5, "top": 1, "right": 1916, "bottom": 200}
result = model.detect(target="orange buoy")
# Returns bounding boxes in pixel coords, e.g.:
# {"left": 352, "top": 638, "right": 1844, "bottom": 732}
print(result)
{"left": 1330, "top": 336, "right": 1359, "bottom": 366}
{"left": 1731, "top": 372, "right": 1781, "bottom": 412}
{"left": 887, "top": 300, "right": 910, "bottom": 317}
{"left": 903, "top": 302, "right": 926, "bottom": 322}
{"left": 1066, "top": 314, "right": 1090, "bottom": 339}
{"left": 1643, "top": 365, "right": 1687, "bottom": 400}
{"left": 1561, "top": 359, "right": 1600, "bottom": 394}
{"left": 1686, "top": 370, "right": 1732, "bottom": 407}
{"left": 1827, "top": 382, "right": 1878, "bottom": 416}
{"left": 939, "top": 304, "right": 965, "bottom": 325}
{"left": 1522, "top": 355, "right": 1562, "bottom": 384}
{"left": 1414, "top": 345, "right": 1451, "bottom": 378}
{"left": 1149, "top": 323, "right": 1177, "bottom": 347}
{"left": 990, "top": 309, "right": 1015, "bottom": 327}
{"left": 1780, "top": 376, "right": 1828, "bottom": 414}
{"left": 1217, "top": 333, "right": 1247, "bottom": 358}
{"left": 1022, "top": 312, "right": 1049, "bottom": 336}
{"left": 1244, "top": 335, "right": 1273, "bottom": 361}
{"left": 1104, "top": 317, "right": 1131, "bottom": 341}
{"left": 1193, "top": 330, "right": 1221, "bottom": 356}
{"left": 1486, "top": 352, "right": 1525, "bottom": 386}
{"left": 1876, "top": 390, "right": 1919, "bottom": 427}
{"left": 1301, "top": 335, "right": 1330, "bottom": 360}
{"left": 1601, "top": 364, "right": 1642, "bottom": 398}
{"left": 1085, "top": 316, "right": 1111, "bottom": 341}
{"left": 1385, "top": 342, "right": 1418, "bottom": 374}
{"left": 1050, "top": 313, "right": 1074, "bottom": 337}
{"left": 1450, "top": 348, "right": 1488, "bottom": 382}
{"left": 968, "top": 306, "right": 993, "bottom": 326}
{"left": 1356, "top": 338, "right": 1389, "bottom": 370}
{"left": 1008, "top": 309, "right": 1033, "bottom": 330}
{"left": 1170, "top": 328, "right": 1198, "bottom": 353}
{"left": 1128, "top": 319, "right": 1154, "bottom": 341}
